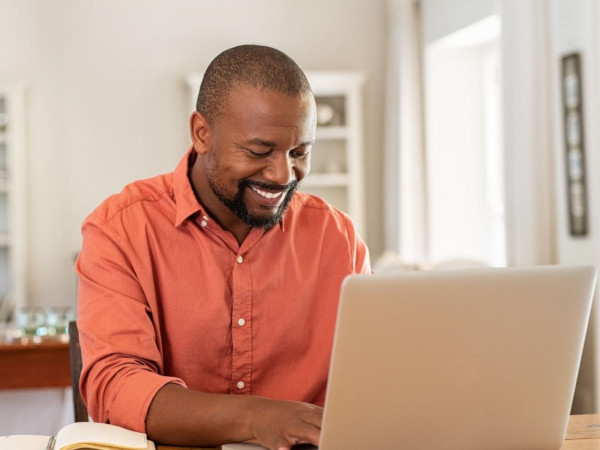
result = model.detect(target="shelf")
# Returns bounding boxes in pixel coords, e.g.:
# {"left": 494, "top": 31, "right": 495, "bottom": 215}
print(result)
{"left": 0, "top": 234, "right": 10, "bottom": 247}
{"left": 316, "top": 126, "right": 348, "bottom": 140}
{"left": 302, "top": 173, "right": 350, "bottom": 187}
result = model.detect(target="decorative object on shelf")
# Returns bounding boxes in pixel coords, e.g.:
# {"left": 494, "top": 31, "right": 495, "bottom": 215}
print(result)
{"left": 16, "top": 306, "right": 46, "bottom": 336}
{"left": 561, "top": 53, "right": 587, "bottom": 237}
{"left": 316, "top": 103, "right": 335, "bottom": 126}
{"left": 315, "top": 95, "right": 346, "bottom": 127}
{"left": 8, "top": 305, "right": 74, "bottom": 343}
{"left": 46, "top": 306, "right": 75, "bottom": 336}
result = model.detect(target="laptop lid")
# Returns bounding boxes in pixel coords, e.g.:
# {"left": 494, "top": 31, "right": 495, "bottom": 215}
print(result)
{"left": 319, "top": 265, "right": 597, "bottom": 450}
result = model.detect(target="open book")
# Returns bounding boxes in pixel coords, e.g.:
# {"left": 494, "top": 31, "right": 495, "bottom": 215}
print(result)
{"left": 0, "top": 422, "right": 155, "bottom": 450}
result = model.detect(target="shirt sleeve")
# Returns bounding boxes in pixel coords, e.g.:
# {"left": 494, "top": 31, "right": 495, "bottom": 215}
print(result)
{"left": 76, "top": 219, "right": 187, "bottom": 432}
{"left": 343, "top": 215, "right": 373, "bottom": 275}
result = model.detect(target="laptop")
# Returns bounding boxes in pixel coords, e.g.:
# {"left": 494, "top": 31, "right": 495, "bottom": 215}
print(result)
{"left": 224, "top": 265, "right": 597, "bottom": 450}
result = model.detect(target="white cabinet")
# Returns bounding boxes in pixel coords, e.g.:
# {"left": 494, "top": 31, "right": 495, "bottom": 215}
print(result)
{"left": 0, "top": 83, "right": 27, "bottom": 319}
{"left": 304, "top": 72, "right": 366, "bottom": 236}
{"left": 186, "top": 71, "right": 366, "bottom": 235}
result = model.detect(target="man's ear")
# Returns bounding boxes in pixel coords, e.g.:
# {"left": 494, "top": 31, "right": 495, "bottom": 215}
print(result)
{"left": 190, "top": 111, "right": 211, "bottom": 155}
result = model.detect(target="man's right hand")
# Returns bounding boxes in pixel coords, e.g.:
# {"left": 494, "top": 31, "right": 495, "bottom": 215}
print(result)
{"left": 146, "top": 384, "right": 322, "bottom": 449}
{"left": 250, "top": 398, "right": 322, "bottom": 450}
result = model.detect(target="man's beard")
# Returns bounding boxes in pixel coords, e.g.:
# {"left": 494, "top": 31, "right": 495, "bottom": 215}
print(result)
{"left": 208, "top": 177, "right": 299, "bottom": 229}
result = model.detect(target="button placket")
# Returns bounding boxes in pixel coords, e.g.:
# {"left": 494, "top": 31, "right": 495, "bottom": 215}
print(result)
{"left": 230, "top": 250, "right": 252, "bottom": 394}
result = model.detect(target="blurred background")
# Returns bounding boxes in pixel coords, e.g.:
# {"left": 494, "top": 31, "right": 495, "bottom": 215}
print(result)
{"left": 0, "top": 0, "right": 598, "bottom": 436}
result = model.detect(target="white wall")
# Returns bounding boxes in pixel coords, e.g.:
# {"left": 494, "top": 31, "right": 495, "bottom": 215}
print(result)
{"left": 421, "top": 0, "right": 495, "bottom": 44}
{"left": 0, "top": 0, "right": 387, "bottom": 309}
{"left": 425, "top": 47, "right": 489, "bottom": 262}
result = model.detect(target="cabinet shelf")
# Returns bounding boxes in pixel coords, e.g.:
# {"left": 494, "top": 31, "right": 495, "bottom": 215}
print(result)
{"left": 307, "top": 71, "right": 365, "bottom": 235}
{"left": 0, "top": 234, "right": 10, "bottom": 247}
{"left": 303, "top": 173, "right": 350, "bottom": 187}
{"left": 316, "top": 126, "right": 348, "bottom": 140}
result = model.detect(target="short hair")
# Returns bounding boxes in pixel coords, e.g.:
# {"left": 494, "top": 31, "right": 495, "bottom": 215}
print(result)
{"left": 197, "top": 45, "right": 312, "bottom": 125}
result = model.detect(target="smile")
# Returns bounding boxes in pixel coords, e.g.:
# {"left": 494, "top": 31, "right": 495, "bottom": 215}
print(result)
{"left": 250, "top": 186, "right": 284, "bottom": 199}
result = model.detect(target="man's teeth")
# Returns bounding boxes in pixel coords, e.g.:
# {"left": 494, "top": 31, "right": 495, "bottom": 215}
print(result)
{"left": 251, "top": 186, "right": 283, "bottom": 199}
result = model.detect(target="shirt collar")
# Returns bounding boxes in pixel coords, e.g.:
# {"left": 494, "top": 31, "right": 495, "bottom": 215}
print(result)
{"left": 172, "top": 146, "right": 289, "bottom": 232}
{"left": 173, "top": 147, "right": 205, "bottom": 227}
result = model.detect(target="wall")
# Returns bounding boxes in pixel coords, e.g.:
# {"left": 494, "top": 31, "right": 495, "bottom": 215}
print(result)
{"left": 421, "top": 0, "right": 495, "bottom": 44}
{"left": 425, "top": 46, "right": 488, "bottom": 262}
{"left": 0, "top": 0, "right": 387, "bottom": 309}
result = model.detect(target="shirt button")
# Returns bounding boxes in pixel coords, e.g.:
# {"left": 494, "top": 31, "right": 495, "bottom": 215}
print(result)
{"left": 238, "top": 318, "right": 246, "bottom": 327}
{"left": 237, "top": 256, "right": 243, "bottom": 264}
{"left": 237, "top": 381, "right": 245, "bottom": 390}
{"left": 200, "top": 220, "right": 207, "bottom": 228}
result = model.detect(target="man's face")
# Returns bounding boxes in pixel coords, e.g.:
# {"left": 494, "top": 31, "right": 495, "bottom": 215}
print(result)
{"left": 199, "top": 85, "right": 316, "bottom": 230}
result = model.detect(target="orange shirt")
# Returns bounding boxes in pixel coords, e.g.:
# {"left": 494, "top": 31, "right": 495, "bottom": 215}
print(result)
{"left": 76, "top": 148, "right": 371, "bottom": 432}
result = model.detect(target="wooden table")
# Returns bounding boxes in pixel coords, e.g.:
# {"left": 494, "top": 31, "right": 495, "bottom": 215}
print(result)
{"left": 562, "top": 414, "right": 600, "bottom": 449}
{"left": 157, "top": 414, "right": 600, "bottom": 449}
{"left": 0, "top": 338, "right": 71, "bottom": 389}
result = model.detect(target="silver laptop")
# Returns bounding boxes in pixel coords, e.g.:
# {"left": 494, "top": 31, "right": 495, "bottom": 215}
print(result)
{"left": 225, "top": 265, "right": 597, "bottom": 450}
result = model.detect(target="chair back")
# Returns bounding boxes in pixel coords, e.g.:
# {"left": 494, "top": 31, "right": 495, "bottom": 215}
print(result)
{"left": 68, "top": 320, "right": 89, "bottom": 422}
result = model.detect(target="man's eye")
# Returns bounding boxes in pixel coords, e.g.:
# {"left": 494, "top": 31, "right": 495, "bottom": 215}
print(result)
{"left": 248, "top": 149, "right": 270, "bottom": 157}
{"left": 291, "top": 150, "right": 310, "bottom": 159}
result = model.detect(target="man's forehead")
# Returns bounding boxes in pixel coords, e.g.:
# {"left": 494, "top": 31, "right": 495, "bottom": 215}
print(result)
{"left": 221, "top": 84, "right": 315, "bottom": 126}
{"left": 225, "top": 83, "right": 314, "bottom": 107}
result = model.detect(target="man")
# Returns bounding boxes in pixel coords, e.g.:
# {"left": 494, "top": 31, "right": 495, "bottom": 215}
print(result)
{"left": 77, "top": 45, "right": 371, "bottom": 449}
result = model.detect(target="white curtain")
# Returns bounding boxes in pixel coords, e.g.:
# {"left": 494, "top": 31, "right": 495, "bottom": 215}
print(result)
{"left": 384, "top": 0, "right": 428, "bottom": 266}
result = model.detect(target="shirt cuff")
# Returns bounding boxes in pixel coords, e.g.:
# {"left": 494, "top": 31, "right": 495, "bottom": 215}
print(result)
{"left": 108, "top": 370, "right": 187, "bottom": 432}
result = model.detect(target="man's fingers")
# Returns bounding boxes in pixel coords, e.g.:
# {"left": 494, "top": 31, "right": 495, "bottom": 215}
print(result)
{"left": 294, "top": 422, "right": 321, "bottom": 447}
{"left": 270, "top": 423, "right": 320, "bottom": 450}
{"left": 302, "top": 406, "right": 323, "bottom": 429}
{"left": 252, "top": 399, "right": 323, "bottom": 450}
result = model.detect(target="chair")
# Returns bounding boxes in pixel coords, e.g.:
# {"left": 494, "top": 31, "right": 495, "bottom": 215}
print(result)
{"left": 68, "top": 320, "right": 89, "bottom": 422}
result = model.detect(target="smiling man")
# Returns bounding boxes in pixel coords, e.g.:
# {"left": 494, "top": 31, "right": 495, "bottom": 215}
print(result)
{"left": 76, "top": 45, "right": 371, "bottom": 450}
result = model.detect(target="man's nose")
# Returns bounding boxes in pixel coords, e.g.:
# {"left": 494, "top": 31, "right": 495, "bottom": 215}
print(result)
{"left": 263, "top": 153, "right": 295, "bottom": 186}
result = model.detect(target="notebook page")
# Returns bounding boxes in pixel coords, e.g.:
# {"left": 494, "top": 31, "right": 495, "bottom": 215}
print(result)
{"left": 55, "top": 422, "right": 148, "bottom": 450}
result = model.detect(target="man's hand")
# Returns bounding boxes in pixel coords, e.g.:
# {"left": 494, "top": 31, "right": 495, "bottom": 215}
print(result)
{"left": 250, "top": 398, "right": 323, "bottom": 450}
{"left": 146, "top": 384, "right": 322, "bottom": 448}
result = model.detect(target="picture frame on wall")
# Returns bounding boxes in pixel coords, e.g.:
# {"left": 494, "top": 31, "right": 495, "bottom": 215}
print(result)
{"left": 561, "top": 53, "right": 588, "bottom": 237}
